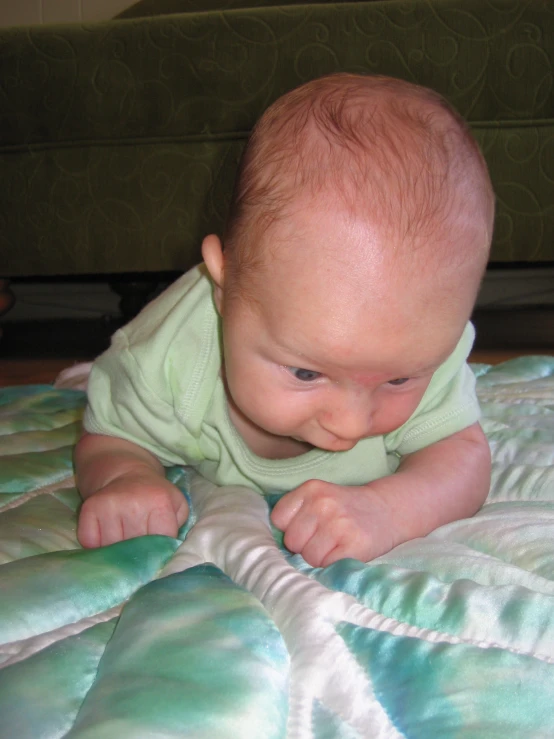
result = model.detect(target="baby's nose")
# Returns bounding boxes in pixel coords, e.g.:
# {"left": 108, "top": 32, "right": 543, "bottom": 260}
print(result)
{"left": 324, "top": 396, "right": 372, "bottom": 441}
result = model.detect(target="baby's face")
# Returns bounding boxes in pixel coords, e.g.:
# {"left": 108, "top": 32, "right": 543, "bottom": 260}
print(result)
{"left": 222, "top": 305, "right": 454, "bottom": 453}
{"left": 219, "top": 199, "right": 477, "bottom": 452}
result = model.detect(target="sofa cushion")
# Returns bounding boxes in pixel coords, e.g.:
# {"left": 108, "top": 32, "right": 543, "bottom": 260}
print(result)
{"left": 1, "top": 0, "right": 552, "bottom": 275}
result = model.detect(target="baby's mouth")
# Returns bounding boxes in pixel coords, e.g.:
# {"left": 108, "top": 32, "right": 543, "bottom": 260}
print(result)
{"left": 291, "top": 435, "right": 315, "bottom": 448}
{"left": 326, "top": 440, "right": 357, "bottom": 452}
{"left": 306, "top": 433, "right": 358, "bottom": 452}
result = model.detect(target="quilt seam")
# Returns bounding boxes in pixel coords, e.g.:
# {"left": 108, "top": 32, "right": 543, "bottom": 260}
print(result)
{"left": 1, "top": 474, "right": 76, "bottom": 512}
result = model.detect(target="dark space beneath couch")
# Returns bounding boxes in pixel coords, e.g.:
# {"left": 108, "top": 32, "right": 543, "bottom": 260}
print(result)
{"left": 2, "top": 276, "right": 554, "bottom": 360}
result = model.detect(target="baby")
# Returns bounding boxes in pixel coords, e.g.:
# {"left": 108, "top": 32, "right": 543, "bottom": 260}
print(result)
{"left": 76, "top": 73, "right": 495, "bottom": 567}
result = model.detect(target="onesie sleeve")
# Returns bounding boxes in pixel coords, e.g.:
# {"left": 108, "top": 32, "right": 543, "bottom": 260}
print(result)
{"left": 83, "top": 266, "right": 216, "bottom": 467}
{"left": 83, "top": 330, "right": 195, "bottom": 466}
{"left": 384, "top": 323, "right": 481, "bottom": 457}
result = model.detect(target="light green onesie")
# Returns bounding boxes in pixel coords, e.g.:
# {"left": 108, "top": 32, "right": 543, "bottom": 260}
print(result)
{"left": 84, "top": 265, "right": 480, "bottom": 494}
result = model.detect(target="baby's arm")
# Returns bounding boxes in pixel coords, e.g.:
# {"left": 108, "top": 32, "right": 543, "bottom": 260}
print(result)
{"left": 75, "top": 432, "right": 189, "bottom": 548}
{"left": 271, "top": 422, "right": 491, "bottom": 567}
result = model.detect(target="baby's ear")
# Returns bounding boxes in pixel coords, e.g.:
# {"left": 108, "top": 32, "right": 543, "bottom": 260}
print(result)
{"left": 201, "top": 234, "right": 224, "bottom": 313}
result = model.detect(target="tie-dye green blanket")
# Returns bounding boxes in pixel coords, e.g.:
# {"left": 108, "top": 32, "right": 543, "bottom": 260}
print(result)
{"left": 2, "top": 356, "right": 554, "bottom": 738}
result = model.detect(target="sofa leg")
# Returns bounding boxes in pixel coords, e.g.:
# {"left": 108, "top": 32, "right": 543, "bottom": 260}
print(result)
{"left": 0, "top": 279, "right": 15, "bottom": 315}
{"left": 0, "top": 279, "right": 15, "bottom": 340}
{"left": 0, "top": 277, "right": 15, "bottom": 314}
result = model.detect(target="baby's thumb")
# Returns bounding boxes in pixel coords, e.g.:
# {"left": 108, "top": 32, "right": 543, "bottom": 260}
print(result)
{"left": 169, "top": 488, "right": 189, "bottom": 527}
{"left": 175, "top": 496, "right": 189, "bottom": 527}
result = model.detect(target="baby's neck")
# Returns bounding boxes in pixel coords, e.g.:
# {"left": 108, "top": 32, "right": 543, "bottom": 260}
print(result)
{"left": 226, "top": 397, "right": 313, "bottom": 460}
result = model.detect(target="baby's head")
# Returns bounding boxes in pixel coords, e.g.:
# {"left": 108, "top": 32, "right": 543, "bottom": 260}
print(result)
{"left": 202, "top": 73, "right": 495, "bottom": 450}
{"left": 209, "top": 73, "right": 493, "bottom": 304}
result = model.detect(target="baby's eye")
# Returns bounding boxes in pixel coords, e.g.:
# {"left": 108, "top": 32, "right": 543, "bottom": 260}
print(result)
{"left": 288, "top": 367, "right": 321, "bottom": 382}
{"left": 388, "top": 377, "right": 410, "bottom": 386}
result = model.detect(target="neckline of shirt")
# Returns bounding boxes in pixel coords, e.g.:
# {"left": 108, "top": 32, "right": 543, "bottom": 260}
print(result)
{"left": 219, "top": 379, "right": 333, "bottom": 476}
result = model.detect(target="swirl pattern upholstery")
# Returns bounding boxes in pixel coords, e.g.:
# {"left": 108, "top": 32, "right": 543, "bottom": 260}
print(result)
{"left": 1, "top": 0, "right": 553, "bottom": 277}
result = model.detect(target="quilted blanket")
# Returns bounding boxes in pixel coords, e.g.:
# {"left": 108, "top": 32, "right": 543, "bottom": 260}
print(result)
{"left": 2, "top": 356, "right": 554, "bottom": 738}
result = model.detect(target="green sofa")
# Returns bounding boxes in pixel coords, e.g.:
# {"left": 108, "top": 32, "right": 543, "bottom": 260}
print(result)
{"left": 1, "top": 0, "right": 553, "bottom": 279}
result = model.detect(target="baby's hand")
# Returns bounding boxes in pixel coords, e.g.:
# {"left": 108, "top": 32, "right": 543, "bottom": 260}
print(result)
{"left": 77, "top": 471, "right": 189, "bottom": 549}
{"left": 271, "top": 480, "right": 395, "bottom": 567}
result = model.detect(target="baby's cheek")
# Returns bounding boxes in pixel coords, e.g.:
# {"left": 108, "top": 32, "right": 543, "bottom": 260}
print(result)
{"left": 247, "top": 393, "right": 289, "bottom": 432}
{"left": 372, "top": 398, "right": 419, "bottom": 435}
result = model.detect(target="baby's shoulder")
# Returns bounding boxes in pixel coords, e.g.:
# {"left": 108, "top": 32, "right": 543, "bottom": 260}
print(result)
{"left": 121, "top": 264, "right": 216, "bottom": 346}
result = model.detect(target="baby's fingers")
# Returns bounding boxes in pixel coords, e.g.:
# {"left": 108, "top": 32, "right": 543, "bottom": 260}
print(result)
{"left": 300, "top": 529, "right": 341, "bottom": 568}
{"left": 145, "top": 506, "right": 181, "bottom": 539}
{"left": 271, "top": 490, "right": 304, "bottom": 530}
{"left": 78, "top": 502, "right": 123, "bottom": 548}
{"left": 282, "top": 511, "right": 319, "bottom": 558}
{"left": 77, "top": 508, "right": 102, "bottom": 549}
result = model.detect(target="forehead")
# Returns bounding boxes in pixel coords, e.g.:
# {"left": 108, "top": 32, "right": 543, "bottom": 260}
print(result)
{"left": 282, "top": 316, "right": 455, "bottom": 376}
{"left": 251, "top": 188, "right": 482, "bottom": 297}
{"left": 230, "top": 194, "right": 475, "bottom": 371}
{"left": 238, "top": 275, "right": 463, "bottom": 378}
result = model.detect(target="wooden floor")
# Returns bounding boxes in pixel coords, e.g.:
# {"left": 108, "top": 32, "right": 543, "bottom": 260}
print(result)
{"left": 0, "top": 358, "right": 91, "bottom": 387}
{"left": 1, "top": 350, "right": 553, "bottom": 388}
